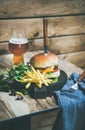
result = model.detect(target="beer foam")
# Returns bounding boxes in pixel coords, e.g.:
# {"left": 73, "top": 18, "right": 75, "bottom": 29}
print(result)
{"left": 9, "top": 38, "right": 28, "bottom": 44}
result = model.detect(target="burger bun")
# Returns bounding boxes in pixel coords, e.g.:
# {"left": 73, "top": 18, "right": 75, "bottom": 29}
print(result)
{"left": 30, "top": 52, "right": 58, "bottom": 68}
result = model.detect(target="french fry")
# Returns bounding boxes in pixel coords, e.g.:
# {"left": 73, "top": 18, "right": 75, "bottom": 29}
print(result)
{"left": 18, "top": 65, "right": 52, "bottom": 88}
{"left": 16, "top": 91, "right": 24, "bottom": 96}
{"left": 19, "top": 78, "right": 29, "bottom": 83}
{"left": 37, "top": 69, "right": 48, "bottom": 86}
{"left": 25, "top": 82, "right": 31, "bottom": 89}
{"left": 25, "top": 73, "right": 36, "bottom": 79}
{"left": 36, "top": 82, "right": 42, "bottom": 88}
{"left": 24, "top": 70, "right": 32, "bottom": 75}
{"left": 45, "top": 80, "right": 51, "bottom": 84}
{"left": 31, "top": 65, "right": 40, "bottom": 79}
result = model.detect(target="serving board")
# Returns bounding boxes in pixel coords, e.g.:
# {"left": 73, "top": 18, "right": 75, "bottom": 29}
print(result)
{"left": 29, "top": 70, "right": 67, "bottom": 99}
{"left": 0, "top": 69, "right": 67, "bottom": 99}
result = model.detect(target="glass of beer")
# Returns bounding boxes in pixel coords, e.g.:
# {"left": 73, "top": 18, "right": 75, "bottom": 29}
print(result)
{"left": 8, "top": 27, "right": 28, "bottom": 65}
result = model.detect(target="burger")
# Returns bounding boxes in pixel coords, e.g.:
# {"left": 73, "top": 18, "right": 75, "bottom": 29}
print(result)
{"left": 30, "top": 52, "right": 60, "bottom": 83}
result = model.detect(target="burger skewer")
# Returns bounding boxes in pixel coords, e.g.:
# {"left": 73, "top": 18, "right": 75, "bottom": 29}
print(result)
{"left": 43, "top": 18, "right": 48, "bottom": 54}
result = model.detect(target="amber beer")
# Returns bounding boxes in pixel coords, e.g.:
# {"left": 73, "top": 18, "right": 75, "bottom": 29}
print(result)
{"left": 9, "top": 38, "right": 28, "bottom": 65}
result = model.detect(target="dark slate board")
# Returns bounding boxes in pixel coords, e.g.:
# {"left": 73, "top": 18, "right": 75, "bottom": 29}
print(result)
{"left": 29, "top": 70, "right": 67, "bottom": 99}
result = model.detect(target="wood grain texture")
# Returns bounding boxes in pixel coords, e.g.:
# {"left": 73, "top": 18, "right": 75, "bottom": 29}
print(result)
{"left": 31, "top": 110, "right": 59, "bottom": 129}
{"left": 0, "top": 0, "right": 85, "bottom": 18}
{"left": 0, "top": 16, "right": 85, "bottom": 41}
{"left": 0, "top": 41, "right": 85, "bottom": 69}
{"left": 32, "top": 125, "right": 52, "bottom": 130}
{"left": 0, "top": 19, "right": 42, "bottom": 41}
{"left": 0, "top": 14, "right": 85, "bottom": 69}
{"left": 0, "top": 51, "right": 83, "bottom": 130}
{"left": 0, "top": 35, "right": 85, "bottom": 54}
{"left": 0, "top": 0, "right": 85, "bottom": 129}
{"left": 58, "top": 51, "right": 85, "bottom": 69}
{"left": 0, "top": 92, "right": 56, "bottom": 121}
{"left": 0, "top": 92, "right": 31, "bottom": 120}
{"left": 0, "top": 51, "right": 83, "bottom": 75}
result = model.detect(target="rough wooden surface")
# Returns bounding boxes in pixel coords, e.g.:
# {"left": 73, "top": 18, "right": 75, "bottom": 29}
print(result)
{"left": 0, "top": 51, "right": 83, "bottom": 75}
{"left": 0, "top": 16, "right": 85, "bottom": 41}
{"left": 0, "top": 51, "right": 83, "bottom": 130}
{"left": 1, "top": 35, "right": 85, "bottom": 54}
{"left": 0, "top": 0, "right": 85, "bottom": 70}
{"left": 0, "top": 92, "right": 56, "bottom": 121}
{"left": 58, "top": 51, "right": 85, "bottom": 69}
{"left": 0, "top": 0, "right": 85, "bottom": 18}
{"left": 31, "top": 110, "right": 59, "bottom": 129}
{"left": 0, "top": 0, "right": 85, "bottom": 129}
{"left": 0, "top": 17, "right": 85, "bottom": 69}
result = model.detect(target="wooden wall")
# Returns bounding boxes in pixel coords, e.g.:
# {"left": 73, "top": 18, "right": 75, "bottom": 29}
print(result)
{"left": 0, "top": 1, "right": 85, "bottom": 130}
{"left": 0, "top": 0, "right": 85, "bottom": 69}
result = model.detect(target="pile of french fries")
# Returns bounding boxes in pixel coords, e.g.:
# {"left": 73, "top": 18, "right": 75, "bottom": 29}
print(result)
{"left": 19, "top": 65, "right": 52, "bottom": 88}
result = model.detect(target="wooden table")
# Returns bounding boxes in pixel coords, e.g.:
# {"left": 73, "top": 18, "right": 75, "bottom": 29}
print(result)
{"left": 0, "top": 51, "right": 83, "bottom": 130}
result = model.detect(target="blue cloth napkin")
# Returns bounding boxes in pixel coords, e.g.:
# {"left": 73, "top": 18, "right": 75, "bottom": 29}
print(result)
{"left": 52, "top": 72, "right": 85, "bottom": 130}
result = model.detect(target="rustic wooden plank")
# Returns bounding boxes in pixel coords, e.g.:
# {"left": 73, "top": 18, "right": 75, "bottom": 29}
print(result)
{"left": 0, "top": 35, "right": 85, "bottom": 55}
{"left": 32, "top": 125, "right": 52, "bottom": 130}
{"left": 0, "top": 51, "right": 83, "bottom": 130}
{"left": 0, "top": 0, "right": 85, "bottom": 18}
{"left": 0, "top": 19, "right": 42, "bottom": 41}
{"left": 0, "top": 42, "right": 85, "bottom": 69}
{"left": 58, "top": 51, "right": 85, "bottom": 69}
{"left": 47, "top": 35, "right": 85, "bottom": 54}
{"left": 0, "top": 92, "right": 31, "bottom": 120}
{"left": 0, "top": 92, "right": 57, "bottom": 121}
{"left": 0, "top": 15, "right": 85, "bottom": 41}
{"left": 48, "top": 16, "right": 85, "bottom": 37}
{"left": 31, "top": 109, "right": 59, "bottom": 129}
{"left": 0, "top": 51, "right": 83, "bottom": 75}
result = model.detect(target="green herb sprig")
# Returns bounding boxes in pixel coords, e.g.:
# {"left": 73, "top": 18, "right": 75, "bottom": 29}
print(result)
{"left": 0, "top": 63, "right": 31, "bottom": 94}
